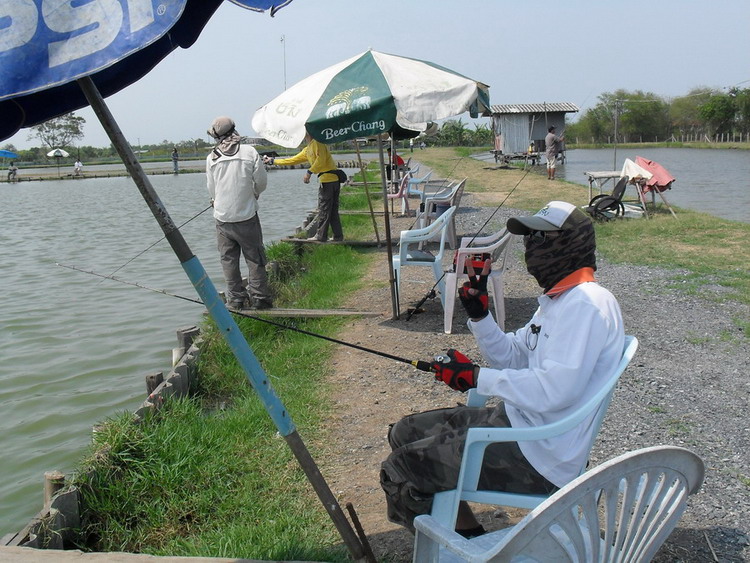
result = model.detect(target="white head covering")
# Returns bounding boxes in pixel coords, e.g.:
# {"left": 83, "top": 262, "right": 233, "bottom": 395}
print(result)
{"left": 208, "top": 116, "right": 241, "bottom": 159}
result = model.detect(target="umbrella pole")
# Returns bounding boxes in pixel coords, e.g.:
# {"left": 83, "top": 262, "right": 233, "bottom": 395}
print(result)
{"left": 377, "top": 134, "right": 399, "bottom": 319}
{"left": 76, "top": 77, "right": 369, "bottom": 562}
{"left": 354, "top": 142, "right": 380, "bottom": 244}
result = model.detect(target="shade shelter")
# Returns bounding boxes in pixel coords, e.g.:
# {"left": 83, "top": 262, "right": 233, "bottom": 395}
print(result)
{"left": 490, "top": 102, "right": 578, "bottom": 157}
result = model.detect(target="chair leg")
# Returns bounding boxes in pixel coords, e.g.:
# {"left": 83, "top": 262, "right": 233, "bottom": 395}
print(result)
{"left": 433, "top": 262, "right": 446, "bottom": 307}
{"left": 392, "top": 258, "right": 402, "bottom": 307}
{"left": 443, "top": 272, "right": 458, "bottom": 333}
{"left": 489, "top": 272, "right": 505, "bottom": 330}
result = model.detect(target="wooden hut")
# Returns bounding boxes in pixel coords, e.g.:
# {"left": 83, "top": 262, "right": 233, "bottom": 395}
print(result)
{"left": 491, "top": 102, "right": 579, "bottom": 157}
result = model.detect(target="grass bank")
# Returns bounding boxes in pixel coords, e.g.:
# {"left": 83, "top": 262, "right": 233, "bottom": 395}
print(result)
{"left": 70, "top": 148, "right": 748, "bottom": 559}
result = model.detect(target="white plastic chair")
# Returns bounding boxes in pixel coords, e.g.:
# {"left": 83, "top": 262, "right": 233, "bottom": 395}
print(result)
{"left": 407, "top": 171, "right": 434, "bottom": 198}
{"left": 413, "top": 444, "right": 704, "bottom": 563}
{"left": 419, "top": 179, "right": 466, "bottom": 249}
{"left": 392, "top": 206, "right": 457, "bottom": 309}
{"left": 429, "top": 336, "right": 639, "bottom": 530}
{"left": 443, "top": 228, "right": 513, "bottom": 334}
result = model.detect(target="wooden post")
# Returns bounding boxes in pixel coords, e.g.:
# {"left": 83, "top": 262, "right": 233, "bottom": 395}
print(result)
{"left": 43, "top": 471, "right": 65, "bottom": 508}
{"left": 146, "top": 371, "right": 164, "bottom": 395}
{"left": 354, "top": 142, "right": 380, "bottom": 244}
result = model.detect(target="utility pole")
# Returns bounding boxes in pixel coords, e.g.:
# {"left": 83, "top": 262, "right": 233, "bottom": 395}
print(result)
{"left": 280, "top": 35, "right": 287, "bottom": 90}
{"left": 613, "top": 99, "right": 621, "bottom": 170}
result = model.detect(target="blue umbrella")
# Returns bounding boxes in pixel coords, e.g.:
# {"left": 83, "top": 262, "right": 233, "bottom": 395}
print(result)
{"left": 0, "top": 2, "right": 365, "bottom": 557}
{"left": 0, "top": 0, "right": 292, "bottom": 140}
{"left": 0, "top": 149, "right": 19, "bottom": 159}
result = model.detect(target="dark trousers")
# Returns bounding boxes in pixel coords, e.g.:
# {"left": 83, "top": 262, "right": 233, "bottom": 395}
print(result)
{"left": 215, "top": 216, "right": 272, "bottom": 304}
{"left": 315, "top": 181, "right": 343, "bottom": 241}
{"left": 380, "top": 404, "right": 556, "bottom": 530}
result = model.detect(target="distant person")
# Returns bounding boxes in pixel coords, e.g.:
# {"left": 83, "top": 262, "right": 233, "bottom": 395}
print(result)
{"left": 74, "top": 159, "right": 82, "bottom": 176}
{"left": 528, "top": 140, "right": 535, "bottom": 154}
{"left": 410, "top": 138, "right": 414, "bottom": 153}
{"left": 206, "top": 116, "right": 273, "bottom": 310}
{"left": 263, "top": 132, "right": 343, "bottom": 243}
{"left": 171, "top": 147, "right": 179, "bottom": 173}
{"left": 386, "top": 147, "right": 405, "bottom": 181}
{"left": 7, "top": 161, "right": 18, "bottom": 182}
{"left": 545, "top": 126, "right": 564, "bottom": 180}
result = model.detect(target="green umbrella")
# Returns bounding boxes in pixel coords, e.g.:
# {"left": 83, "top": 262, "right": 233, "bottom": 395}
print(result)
{"left": 252, "top": 49, "right": 490, "bottom": 318}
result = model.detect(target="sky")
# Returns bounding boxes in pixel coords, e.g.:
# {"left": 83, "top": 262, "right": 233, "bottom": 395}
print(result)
{"left": 4, "top": 0, "right": 750, "bottom": 150}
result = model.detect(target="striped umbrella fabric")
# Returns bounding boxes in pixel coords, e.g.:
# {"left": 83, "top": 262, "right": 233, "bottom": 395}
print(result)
{"left": 252, "top": 49, "right": 490, "bottom": 148}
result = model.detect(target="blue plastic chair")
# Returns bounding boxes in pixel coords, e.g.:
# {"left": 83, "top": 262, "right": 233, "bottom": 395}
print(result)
{"left": 429, "top": 336, "right": 639, "bottom": 529}
{"left": 392, "top": 206, "right": 457, "bottom": 308}
{"left": 414, "top": 444, "right": 703, "bottom": 563}
{"left": 406, "top": 171, "right": 434, "bottom": 198}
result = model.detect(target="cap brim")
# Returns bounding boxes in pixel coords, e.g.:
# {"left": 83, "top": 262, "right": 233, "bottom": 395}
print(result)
{"left": 506, "top": 216, "right": 560, "bottom": 235}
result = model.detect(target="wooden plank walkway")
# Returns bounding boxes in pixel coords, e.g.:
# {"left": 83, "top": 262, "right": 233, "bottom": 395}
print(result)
{"left": 232, "top": 307, "right": 382, "bottom": 318}
{"left": 280, "top": 237, "right": 395, "bottom": 247}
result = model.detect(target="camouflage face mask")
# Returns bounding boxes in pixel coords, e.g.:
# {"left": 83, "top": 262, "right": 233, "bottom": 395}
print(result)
{"left": 523, "top": 220, "right": 597, "bottom": 293}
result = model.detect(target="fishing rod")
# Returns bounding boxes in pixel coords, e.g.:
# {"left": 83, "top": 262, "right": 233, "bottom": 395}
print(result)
{"left": 57, "top": 262, "right": 436, "bottom": 373}
{"left": 98, "top": 204, "right": 213, "bottom": 284}
{"left": 405, "top": 168, "right": 531, "bottom": 321}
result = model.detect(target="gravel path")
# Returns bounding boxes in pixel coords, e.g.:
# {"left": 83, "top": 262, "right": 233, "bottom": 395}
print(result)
{"left": 325, "top": 192, "right": 749, "bottom": 562}
{"left": 459, "top": 197, "right": 750, "bottom": 562}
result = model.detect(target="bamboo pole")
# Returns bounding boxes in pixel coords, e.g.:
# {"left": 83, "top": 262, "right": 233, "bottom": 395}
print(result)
{"left": 377, "top": 134, "right": 399, "bottom": 320}
{"left": 354, "top": 142, "right": 380, "bottom": 244}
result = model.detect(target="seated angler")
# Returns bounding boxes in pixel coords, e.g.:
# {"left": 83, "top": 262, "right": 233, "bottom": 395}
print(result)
{"left": 380, "top": 201, "right": 624, "bottom": 537}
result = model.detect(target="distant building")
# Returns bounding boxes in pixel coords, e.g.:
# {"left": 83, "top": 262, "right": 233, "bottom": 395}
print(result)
{"left": 490, "top": 102, "right": 579, "bottom": 154}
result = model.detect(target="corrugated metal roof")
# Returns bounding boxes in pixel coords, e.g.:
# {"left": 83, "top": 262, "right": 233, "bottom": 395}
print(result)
{"left": 490, "top": 102, "right": 579, "bottom": 114}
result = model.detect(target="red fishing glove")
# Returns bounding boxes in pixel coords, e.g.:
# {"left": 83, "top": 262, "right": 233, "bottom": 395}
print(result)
{"left": 431, "top": 349, "right": 479, "bottom": 392}
{"left": 458, "top": 258, "right": 491, "bottom": 320}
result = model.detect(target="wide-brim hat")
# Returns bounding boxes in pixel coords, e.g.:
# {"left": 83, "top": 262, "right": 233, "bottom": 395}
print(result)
{"left": 507, "top": 201, "right": 590, "bottom": 235}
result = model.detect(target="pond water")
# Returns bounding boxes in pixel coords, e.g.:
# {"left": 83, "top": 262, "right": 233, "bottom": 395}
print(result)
{"left": 474, "top": 147, "right": 750, "bottom": 223}
{"left": 0, "top": 170, "right": 318, "bottom": 537}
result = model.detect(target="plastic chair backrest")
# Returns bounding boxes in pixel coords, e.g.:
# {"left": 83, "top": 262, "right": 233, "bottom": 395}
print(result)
{"left": 388, "top": 174, "right": 409, "bottom": 199}
{"left": 455, "top": 228, "right": 512, "bottom": 273}
{"left": 400, "top": 205, "right": 457, "bottom": 247}
{"left": 413, "top": 445, "right": 704, "bottom": 563}
{"left": 433, "top": 336, "right": 639, "bottom": 524}
{"left": 611, "top": 175, "right": 629, "bottom": 200}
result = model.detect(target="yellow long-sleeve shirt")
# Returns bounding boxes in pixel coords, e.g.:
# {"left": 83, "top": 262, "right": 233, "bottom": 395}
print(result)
{"left": 274, "top": 139, "right": 338, "bottom": 183}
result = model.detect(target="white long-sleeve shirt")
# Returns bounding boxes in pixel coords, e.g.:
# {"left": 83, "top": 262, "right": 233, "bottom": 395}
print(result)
{"left": 469, "top": 281, "right": 624, "bottom": 487}
{"left": 206, "top": 145, "right": 267, "bottom": 223}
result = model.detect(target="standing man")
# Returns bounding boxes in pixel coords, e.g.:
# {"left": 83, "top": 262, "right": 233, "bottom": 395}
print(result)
{"left": 263, "top": 132, "right": 343, "bottom": 243}
{"left": 206, "top": 116, "right": 273, "bottom": 310}
{"left": 74, "top": 159, "right": 83, "bottom": 176}
{"left": 545, "top": 126, "right": 564, "bottom": 180}
{"left": 171, "top": 147, "right": 179, "bottom": 174}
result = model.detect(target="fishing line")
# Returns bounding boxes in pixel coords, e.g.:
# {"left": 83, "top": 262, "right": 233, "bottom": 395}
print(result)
{"left": 405, "top": 167, "right": 531, "bottom": 320}
{"left": 97, "top": 204, "right": 213, "bottom": 284}
{"left": 57, "top": 262, "right": 435, "bottom": 373}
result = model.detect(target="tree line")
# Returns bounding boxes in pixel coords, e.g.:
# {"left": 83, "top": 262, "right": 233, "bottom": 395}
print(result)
{"left": 567, "top": 87, "right": 750, "bottom": 144}
{"left": 5, "top": 85, "right": 747, "bottom": 162}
